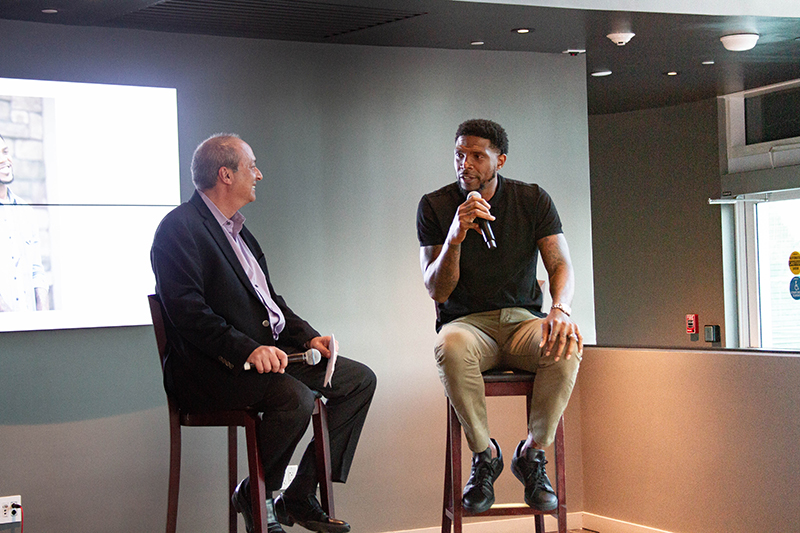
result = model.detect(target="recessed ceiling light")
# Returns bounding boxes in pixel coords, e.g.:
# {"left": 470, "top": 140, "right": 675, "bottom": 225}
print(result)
{"left": 41, "top": 8, "right": 58, "bottom": 14}
{"left": 471, "top": 41, "right": 484, "bottom": 46}
{"left": 513, "top": 28, "right": 531, "bottom": 34}
{"left": 666, "top": 71, "right": 679, "bottom": 76}
{"left": 591, "top": 70, "right": 612, "bottom": 77}
{"left": 702, "top": 60, "right": 715, "bottom": 65}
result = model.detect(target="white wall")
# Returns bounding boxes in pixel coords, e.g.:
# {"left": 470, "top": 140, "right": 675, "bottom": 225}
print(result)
{"left": 0, "top": 19, "right": 592, "bottom": 533}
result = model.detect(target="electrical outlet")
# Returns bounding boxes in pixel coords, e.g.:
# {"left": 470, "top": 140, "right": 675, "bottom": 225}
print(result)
{"left": 281, "top": 465, "right": 298, "bottom": 491}
{"left": 0, "top": 495, "right": 22, "bottom": 525}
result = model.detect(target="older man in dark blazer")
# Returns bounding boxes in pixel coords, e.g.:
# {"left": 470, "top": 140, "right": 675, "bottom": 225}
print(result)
{"left": 151, "top": 133, "right": 376, "bottom": 533}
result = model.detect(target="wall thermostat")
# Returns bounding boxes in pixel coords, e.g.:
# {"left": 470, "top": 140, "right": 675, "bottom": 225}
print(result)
{"left": 704, "top": 325, "right": 721, "bottom": 343}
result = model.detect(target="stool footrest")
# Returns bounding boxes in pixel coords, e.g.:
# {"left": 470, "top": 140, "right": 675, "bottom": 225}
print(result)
{"left": 445, "top": 503, "right": 559, "bottom": 519}
{"left": 464, "top": 504, "right": 558, "bottom": 517}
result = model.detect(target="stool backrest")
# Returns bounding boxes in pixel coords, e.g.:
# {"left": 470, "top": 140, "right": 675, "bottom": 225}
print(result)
{"left": 148, "top": 294, "right": 169, "bottom": 368}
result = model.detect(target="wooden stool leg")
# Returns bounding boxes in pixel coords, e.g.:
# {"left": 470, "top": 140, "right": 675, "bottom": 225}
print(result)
{"left": 245, "top": 416, "right": 268, "bottom": 533}
{"left": 555, "top": 417, "right": 567, "bottom": 533}
{"left": 442, "top": 399, "right": 453, "bottom": 533}
{"left": 166, "top": 405, "right": 181, "bottom": 533}
{"left": 449, "top": 402, "right": 463, "bottom": 533}
{"left": 228, "top": 426, "right": 238, "bottom": 533}
{"left": 313, "top": 398, "right": 335, "bottom": 517}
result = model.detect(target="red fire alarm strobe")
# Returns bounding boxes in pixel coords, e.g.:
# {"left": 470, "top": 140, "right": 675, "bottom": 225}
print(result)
{"left": 686, "top": 314, "right": 698, "bottom": 334}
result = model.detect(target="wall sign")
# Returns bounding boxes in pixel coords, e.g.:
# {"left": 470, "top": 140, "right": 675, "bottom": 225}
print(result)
{"left": 790, "top": 251, "right": 800, "bottom": 276}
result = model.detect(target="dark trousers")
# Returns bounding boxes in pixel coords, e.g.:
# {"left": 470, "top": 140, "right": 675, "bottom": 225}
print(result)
{"left": 248, "top": 356, "right": 377, "bottom": 491}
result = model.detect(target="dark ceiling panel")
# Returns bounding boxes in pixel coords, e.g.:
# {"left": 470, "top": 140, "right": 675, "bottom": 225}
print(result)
{"left": 0, "top": 0, "right": 798, "bottom": 114}
{"left": 102, "top": 0, "right": 428, "bottom": 40}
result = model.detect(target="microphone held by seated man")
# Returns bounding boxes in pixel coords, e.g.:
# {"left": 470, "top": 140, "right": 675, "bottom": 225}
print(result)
{"left": 244, "top": 348, "right": 321, "bottom": 370}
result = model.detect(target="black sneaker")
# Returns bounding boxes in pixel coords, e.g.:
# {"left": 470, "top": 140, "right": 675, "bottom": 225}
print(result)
{"left": 510, "top": 441, "right": 558, "bottom": 511}
{"left": 274, "top": 492, "right": 350, "bottom": 533}
{"left": 462, "top": 438, "right": 503, "bottom": 514}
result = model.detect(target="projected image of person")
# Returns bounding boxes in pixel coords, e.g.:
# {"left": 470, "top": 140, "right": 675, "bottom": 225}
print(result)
{"left": 0, "top": 133, "right": 48, "bottom": 312}
{"left": 416, "top": 119, "right": 583, "bottom": 514}
{"left": 151, "top": 133, "right": 376, "bottom": 533}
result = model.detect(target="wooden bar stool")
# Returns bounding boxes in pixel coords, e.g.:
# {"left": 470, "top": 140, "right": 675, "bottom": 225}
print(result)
{"left": 148, "top": 294, "right": 334, "bottom": 533}
{"left": 442, "top": 369, "right": 567, "bottom": 533}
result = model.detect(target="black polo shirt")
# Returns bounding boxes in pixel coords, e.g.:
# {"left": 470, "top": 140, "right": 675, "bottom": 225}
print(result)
{"left": 416, "top": 175, "right": 563, "bottom": 331}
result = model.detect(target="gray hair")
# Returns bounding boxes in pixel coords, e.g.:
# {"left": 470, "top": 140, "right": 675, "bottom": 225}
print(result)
{"left": 191, "top": 133, "right": 242, "bottom": 191}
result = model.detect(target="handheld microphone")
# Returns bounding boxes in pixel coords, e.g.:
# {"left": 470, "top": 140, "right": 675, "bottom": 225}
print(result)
{"left": 244, "top": 348, "right": 321, "bottom": 371}
{"left": 466, "top": 191, "right": 497, "bottom": 249}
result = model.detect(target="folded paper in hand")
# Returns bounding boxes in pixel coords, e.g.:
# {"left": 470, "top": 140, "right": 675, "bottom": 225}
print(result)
{"left": 324, "top": 333, "right": 337, "bottom": 387}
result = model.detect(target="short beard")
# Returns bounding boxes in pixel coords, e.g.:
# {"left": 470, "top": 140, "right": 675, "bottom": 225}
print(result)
{"left": 457, "top": 172, "right": 496, "bottom": 196}
{"left": 478, "top": 175, "right": 496, "bottom": 193}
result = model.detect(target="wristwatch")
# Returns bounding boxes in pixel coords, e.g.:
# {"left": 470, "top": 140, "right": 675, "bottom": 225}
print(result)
{"left": 551, "top": 303, "right": 571, "bottom": 316}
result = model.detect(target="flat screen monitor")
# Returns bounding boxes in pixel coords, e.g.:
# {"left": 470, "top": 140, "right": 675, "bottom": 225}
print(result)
{"left": 0, "top": 77, "right": 179, "bottom": 332}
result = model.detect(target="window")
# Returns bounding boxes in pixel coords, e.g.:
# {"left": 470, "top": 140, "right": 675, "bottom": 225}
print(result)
{"left": 719, "top": 80, "right": 800, "bottom": 350}
{"left": 745, "top": 85, "right": 800, "bottom": 146}
{"left": 734, "top": 189, "right": 800, "bottom": 349}
{"left": 719, "top": 79, "right": 800, "bottom": 175}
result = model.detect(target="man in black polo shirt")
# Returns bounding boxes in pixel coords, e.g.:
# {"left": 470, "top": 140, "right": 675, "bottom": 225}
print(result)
{"left": 416, "top": 119, "right": 583, "bottom": 513}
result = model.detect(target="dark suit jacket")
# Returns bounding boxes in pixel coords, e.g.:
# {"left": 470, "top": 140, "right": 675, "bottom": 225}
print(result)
{"left": 150, "top": 191, "right": 319, "bottom": 410}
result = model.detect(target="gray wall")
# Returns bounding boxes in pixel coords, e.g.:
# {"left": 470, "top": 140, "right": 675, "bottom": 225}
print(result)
{"left": 589, "top": 98, "right": 726, "bottom": 348}
{"left": 0, "top": 19, "right": 593, "bottom": 533}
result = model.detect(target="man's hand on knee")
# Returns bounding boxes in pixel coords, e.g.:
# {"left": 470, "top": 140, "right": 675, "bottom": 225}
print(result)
{"left": 539, "top": 312, "right": 583, "bottom": 361}
{"left": 246, "top": 345, "right": 288, "bottom": 373}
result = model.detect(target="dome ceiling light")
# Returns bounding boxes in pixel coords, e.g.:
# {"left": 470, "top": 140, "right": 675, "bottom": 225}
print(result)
{"left": 720, "top": 33, "right": 760, "bottom": 51}
{"left": 607, "top": 32, "right": 635, "bottom": 46}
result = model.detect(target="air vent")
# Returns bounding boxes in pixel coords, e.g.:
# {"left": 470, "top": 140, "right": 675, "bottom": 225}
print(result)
{"left": 104, "top": 0, "right": 427, "bottom": 40}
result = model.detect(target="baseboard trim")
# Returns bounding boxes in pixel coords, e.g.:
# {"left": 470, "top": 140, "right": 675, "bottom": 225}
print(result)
{"left": 390, "top": 512, "right": 583, "bottom": 533}
{"left": 581, "top": 513, "right": 675, "bottom": 533}
{"left": 389, "top": 512, "right": 675, "bottom": 533}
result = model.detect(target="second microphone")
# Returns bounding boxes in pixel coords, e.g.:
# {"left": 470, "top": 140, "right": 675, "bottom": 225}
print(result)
{"left": 244, "top": 347, "right": 321, "bottom": 371}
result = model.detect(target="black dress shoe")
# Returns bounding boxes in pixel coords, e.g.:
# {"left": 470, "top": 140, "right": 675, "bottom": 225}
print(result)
{"left": 274, "top": 492, "right": 350, "bottom": 533}
{"left": 510, "top": 441, "right": 558, "bottom": 512}
{"left": 462, "top": 438, "right": 503, "bottom": 514}
{"left": 231, "top": 478, "right": 286, "bottom": 533}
